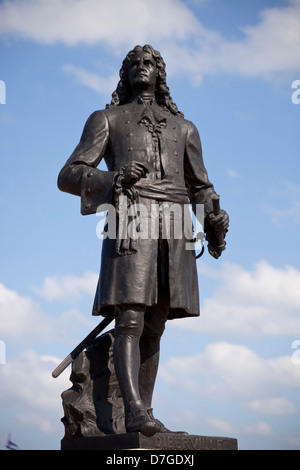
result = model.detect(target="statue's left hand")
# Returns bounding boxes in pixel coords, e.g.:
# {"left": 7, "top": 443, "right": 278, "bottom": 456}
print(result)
{"left": 205, "top": 209, "right": 229, "bottom": 259}
{"left": 207, "top": 209, "right": 229, "bottom": 232}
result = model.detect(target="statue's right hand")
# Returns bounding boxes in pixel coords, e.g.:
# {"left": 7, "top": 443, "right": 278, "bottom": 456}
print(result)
{"left": 121, "top": 161, "right": 149, "bottom": 188}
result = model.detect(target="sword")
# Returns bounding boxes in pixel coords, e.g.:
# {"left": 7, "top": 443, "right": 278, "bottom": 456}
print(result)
{"left": 51, "top": 312, "right": 114, "bottom": 378}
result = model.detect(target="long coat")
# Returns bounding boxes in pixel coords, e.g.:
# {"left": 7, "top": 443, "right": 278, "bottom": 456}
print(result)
{"left": 58, "top": 97, "right": 216, "bottom": 319}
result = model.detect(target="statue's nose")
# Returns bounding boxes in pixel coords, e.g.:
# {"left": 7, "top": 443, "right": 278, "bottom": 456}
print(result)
{"left": 137, "top": 61, "right": 146, "bottom": 71}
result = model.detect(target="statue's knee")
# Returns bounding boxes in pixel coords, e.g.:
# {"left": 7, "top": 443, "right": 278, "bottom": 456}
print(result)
{"left": 143, "top": 316, "right": 166, "bottom": 340}
{"left": 115, "top": 306, "right": 145, "bottom": 338}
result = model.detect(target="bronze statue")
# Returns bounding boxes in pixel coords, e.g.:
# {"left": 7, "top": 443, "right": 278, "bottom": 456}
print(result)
{"left": 57, "top": 45, "right": 229, "bottom": 438}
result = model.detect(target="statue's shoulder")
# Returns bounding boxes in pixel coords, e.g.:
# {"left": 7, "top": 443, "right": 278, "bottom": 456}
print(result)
{"left": 180, "top": 117, "right": 199, "bottom": 134}
{"left": 98, "top": 103, "right": 133, "bottom": 122}
{"left": 84, "top": 104, "right": 136, "bottom": 131}
{"left": 167, "top": 112, "right": 195, "bottom": 133}
{"left": 84, "top": 109, "right": 108, "bottom": 126}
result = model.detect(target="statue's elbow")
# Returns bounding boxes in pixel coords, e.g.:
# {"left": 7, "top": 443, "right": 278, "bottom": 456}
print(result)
{"left": 57, "top": 164, "right": 82, "bottom": 196}
{"left": 57, "top": 165, "right": 74, "bottom": 193}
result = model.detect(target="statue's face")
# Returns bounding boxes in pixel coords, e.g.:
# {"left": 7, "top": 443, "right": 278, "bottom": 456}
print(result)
{"left": 127, "top": 51, "right": 157, "bottom": 92}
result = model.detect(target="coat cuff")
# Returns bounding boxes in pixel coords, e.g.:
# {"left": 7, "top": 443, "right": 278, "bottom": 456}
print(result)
{"left": 81, "top": 167, "right": 118, "bottom": 215}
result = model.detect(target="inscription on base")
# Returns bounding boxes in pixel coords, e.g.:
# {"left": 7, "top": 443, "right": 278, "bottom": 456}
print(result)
{"left": 152, "top": 434, "right": 233, "bottom": 450}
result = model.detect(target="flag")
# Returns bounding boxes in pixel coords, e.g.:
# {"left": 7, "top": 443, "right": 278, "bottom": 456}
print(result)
{"left": 6, "top": 434, "right": 19, "bottom": 450}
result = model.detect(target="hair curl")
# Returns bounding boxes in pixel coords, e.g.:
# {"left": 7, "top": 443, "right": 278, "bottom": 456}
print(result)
{"left": 106, "top": 45, "right": 183, "bottom": 117}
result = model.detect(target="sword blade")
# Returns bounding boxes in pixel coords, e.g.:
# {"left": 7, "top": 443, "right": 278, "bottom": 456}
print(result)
{"left": 52, "top": 313, "right": 114, "bottom": 378}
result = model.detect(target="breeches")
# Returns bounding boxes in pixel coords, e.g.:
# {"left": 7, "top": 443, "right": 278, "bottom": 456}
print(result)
{"left": 114, "top": 237, "right": 170, "bottom": 341}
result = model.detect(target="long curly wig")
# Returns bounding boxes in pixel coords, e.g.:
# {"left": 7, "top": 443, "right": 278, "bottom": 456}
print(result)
{"left": 106, "top": 45, "right": 183, "bottom": 117}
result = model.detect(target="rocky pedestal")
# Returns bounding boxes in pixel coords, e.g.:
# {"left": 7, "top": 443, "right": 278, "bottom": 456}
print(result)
{"left": 60, "top": 330, "right": 237, "bottom": 450}
{"left": 61, "top": 329, "right": 126, "bottom": 438}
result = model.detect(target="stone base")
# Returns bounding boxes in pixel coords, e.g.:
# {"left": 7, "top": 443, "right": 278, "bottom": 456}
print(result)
{"left": 61, "top": 432, "right": 238, "bottom": 450}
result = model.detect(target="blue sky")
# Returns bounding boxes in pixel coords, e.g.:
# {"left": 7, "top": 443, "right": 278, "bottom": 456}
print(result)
{"left": 0, "top": 0, "right": 300, "bottom": 451}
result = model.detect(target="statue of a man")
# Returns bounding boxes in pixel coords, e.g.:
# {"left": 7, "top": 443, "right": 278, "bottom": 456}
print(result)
{"left": 58, "top": 45, "right": 229, "bottom": 437}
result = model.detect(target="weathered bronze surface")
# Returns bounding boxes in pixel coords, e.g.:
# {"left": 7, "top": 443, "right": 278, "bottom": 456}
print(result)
{"left": 58, "top": 44, "right": 230, "bottom": 441}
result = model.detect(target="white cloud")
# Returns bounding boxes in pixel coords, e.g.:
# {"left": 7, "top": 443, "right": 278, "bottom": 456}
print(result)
{"left": 0, "top": 282, "right": 52, "bottom": 341}
{"left": 0, "top": 0, "right": 299, "bottom": 85}
{"left": 0, "top": 279, "right": 97, "bottom": 345}
{"left": 172, "top": 260, "right": 300, "bottom": 337}
{"left": 243, "top": 421, "right": 273, "bottom": 436}
{"left": 0, "top": 275, "right": 109, "bottom": 438}
{"left": 63, "top": 64, "right": 118, "bottom": 96}
{"left": 246, "top": 397, "right": 296, "bottom": 415}
{"left": 0, "top": 0, "right": 198, "bottom": 46}
{"left": 0, "top": 350, "right": 70, "bottom": 434}
{"left": 159, "top": 341, "right": 300, "bottom": 414}
{"left": 217, "top": 0, "right": 300, "bottom": 77}
{"left": 205, "top": 417, "right": 237, "bottom": 435}
{"left": 36, "top": 271, "right": 98, "bottom": 301}
{"left": 162, "top": 0, "right": 300, "bottom": 83}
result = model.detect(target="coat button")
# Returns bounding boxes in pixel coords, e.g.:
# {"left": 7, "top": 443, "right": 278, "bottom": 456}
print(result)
{"left": 87, "top": 171, "right": 93, "bottom": 177}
